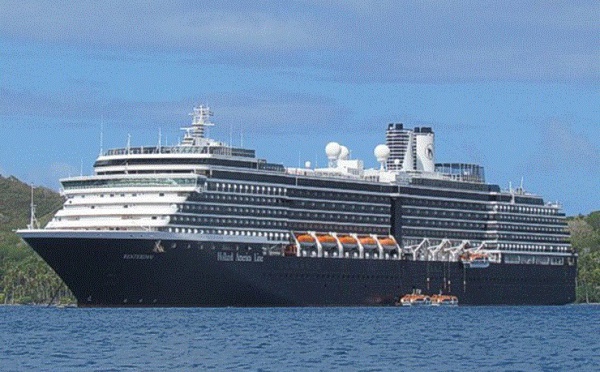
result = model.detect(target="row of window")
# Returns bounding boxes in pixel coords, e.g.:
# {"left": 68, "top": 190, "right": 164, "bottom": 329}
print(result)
{"left": 289, "top": 222, "right": 387, "bottom": 235}
{"left": 165, "top": 227, "right": 288, "bottom": 240}
{"left": 68, "top": 192, "right": 166, "bottom": 202}
{"left": 403, "top": 228, "right": 485, "bottom": 241}
{"left": 404, "top": 219, "right": 485, "bottom": 230}
{"left": 293, "top": 213, "right": 387, "bottom": 224}
{"left": 495, "top": 214, "right": 563, "bottom": 225}
{"left": 289, "top": 188, "right": 387, "bottom": 204}
{"left": 294, "top": 200, "right": 388, "bottom": 213}
{"left": 171, "top": 216, "right": 287, "bottom": 229}
{"left": 400, "top": 197, "right": 486, "bottom": 211}
{"left": 209, "top": 182, "right": 286, "bottom": 195}
{"left": 203, "top": 193, "right": 280, "bottom": 205}
{"left": 172, "top": 216, "right": 387, "bottom": 235}
{"left": 493, "top": 204, "right": 557, "bottom": 215}
{"left": 403, "top": 208, "right": 487, "bottom": 220}
{"left": 181, "top": 204, "right": 285, "bottom": 216}
{"left": 497, "top": 224, "right": 566, "bottom": 234}
{"left": 497, "top": 243, "right": 570, "bottom": 252}
{"left": 496, "top": 234, "right": 566, "bottom": 243}
{"left": 504, "top": 255, "right": 564, "bottom": 265}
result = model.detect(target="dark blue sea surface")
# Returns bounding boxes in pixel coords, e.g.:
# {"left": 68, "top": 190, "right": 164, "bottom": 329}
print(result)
{"left": 0, "top": 305, "right": 598, "bottom": 371}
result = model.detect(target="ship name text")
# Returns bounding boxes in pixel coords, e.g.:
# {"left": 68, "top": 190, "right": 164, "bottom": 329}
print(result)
{"left": 123, "top": 254, "right": 154, "bottom": 260}
{"left": 217, "top": 252, "right": 263, "bottom": 263}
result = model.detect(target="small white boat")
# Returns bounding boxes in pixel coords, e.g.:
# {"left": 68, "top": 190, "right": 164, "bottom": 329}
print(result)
{"left": 431, "top": 294, "right": 458, "bottom": 306}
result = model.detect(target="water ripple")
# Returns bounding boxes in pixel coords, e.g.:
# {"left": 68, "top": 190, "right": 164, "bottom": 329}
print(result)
{"left": 0, "top": 305, "right": 598, "bottom": 371}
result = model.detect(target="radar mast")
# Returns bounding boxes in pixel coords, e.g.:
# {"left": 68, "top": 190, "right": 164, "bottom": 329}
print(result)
{"left": 181, "top": 105, "right": 215, "bottom": 146}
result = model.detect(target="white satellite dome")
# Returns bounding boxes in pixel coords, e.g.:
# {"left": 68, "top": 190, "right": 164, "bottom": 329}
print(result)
{"left": 374, "top": 144, "right": 391, "bottom": 162}
{"left": 325, "top": 142, "right": 342, "bottom": 160}
{"left": 339, "top": 145, "right": 349, "bottom": 160}
{"left": 304, "top": 161, "right": 311, "bottom": 169}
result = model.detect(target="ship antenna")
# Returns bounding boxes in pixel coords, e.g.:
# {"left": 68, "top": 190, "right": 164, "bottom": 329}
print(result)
{"left": 229, "top": 124, "right": 233, "bottom": 155}
{"left": 99, "top": 115, "right": 104, "bottom": 156}
{"left": 28, "top": 184, "right": 40, "bottom": 230}
{"left": 157, "top": 128, "right": 162, "bottom": 153}
{"left": 520, "top": 176, "right": 524, "bottom": 192}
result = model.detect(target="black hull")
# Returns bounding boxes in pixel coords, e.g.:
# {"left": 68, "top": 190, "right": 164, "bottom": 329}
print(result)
{"left": 22, "top": 234, "right": 577, "bottom": 307}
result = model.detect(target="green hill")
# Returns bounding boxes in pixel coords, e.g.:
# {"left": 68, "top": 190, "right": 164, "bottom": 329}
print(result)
{"left": 568, "top": 211, "right": 600, "bottom": 302}
{"left": 0, "top": 174, "right": 598, "bottom": 304}
{"left": 0, "top": 174, "right": 72, "bottom": 304}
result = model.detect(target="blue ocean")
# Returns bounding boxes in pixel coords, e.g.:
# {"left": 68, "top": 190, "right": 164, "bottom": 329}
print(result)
{"left": 1, "top": 305, "right": 598, "bottom": 371}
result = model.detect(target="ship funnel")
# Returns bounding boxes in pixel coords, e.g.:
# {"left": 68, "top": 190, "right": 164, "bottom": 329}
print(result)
{"left": 415, "top": 127, "right": 435, "bottom": 172}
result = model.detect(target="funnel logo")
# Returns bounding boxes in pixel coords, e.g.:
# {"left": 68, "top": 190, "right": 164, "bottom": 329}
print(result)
{"left": 426, "top": 144, "right": 434, "bottom": 160}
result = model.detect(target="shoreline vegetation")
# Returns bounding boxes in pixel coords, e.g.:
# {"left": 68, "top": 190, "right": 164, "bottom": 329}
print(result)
{"left": 1, "top": 174, "right": 599, "bottom": 305}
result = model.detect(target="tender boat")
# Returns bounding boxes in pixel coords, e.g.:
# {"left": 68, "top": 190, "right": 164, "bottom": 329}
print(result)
{"left": 431, "top": 294, "right": 458, "bottom": 306}
{"left": 397, "top": 290, "right": 431, "bottom": 306}
{"left": 461, "top": 252, "right": 490, "bottom": 268}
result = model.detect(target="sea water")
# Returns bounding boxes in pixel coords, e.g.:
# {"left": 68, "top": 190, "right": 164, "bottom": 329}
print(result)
{"left": 0, "top": 305, "right": 598, "bottom": 371}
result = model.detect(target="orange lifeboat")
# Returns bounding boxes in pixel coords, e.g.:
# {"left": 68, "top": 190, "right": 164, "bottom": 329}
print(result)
{"left": 378, "top": 238, "right": 396, "bottom": 246}
{"left": 317, "top": 235, "right": 337, "bottom": 244}
{"left": 296, "top": 234, "right": 315, "bottom": 243}
{"left": 338, "top": 236, "right": 357, "bottom": 245}
{"left": 359, "top": 237, "right": 377, "bottom": 246}
{"left": 397, "top": 294, "right": 431, "bottom": 307}
{"left": 461, "top": 252, "right": 490, "bottom": 268}
{"left": 431, "top": 294, "right": 458, "bottom": 306}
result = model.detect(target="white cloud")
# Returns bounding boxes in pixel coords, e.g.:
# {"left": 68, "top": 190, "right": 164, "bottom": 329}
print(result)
{"left": 0, "top": 87, "right": 351, "bottom": 140}
{"left": 0, "top": 1, "right": 597, "bottom": 83}
{"left": 0, "top": 1, "right": 328, "bottom": 52}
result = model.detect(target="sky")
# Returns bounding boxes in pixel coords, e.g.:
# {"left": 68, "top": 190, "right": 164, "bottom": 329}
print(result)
{"left": 0, "top": 1, "right": 598, "bottom": 215}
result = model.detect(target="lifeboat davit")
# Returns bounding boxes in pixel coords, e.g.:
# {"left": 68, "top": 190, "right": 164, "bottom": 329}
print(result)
{"left": 296, "top": 234, "right": 315, "bottom": 243}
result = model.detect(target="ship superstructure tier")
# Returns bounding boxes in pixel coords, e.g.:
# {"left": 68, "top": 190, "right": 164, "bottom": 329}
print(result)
{"left": 19, "top": 105, "right": 576, "bottom": 306}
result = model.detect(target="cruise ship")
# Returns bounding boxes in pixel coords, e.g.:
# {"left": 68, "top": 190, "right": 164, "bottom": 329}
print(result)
{"left": 18, "top": 106, "right": 576, "bottom": 306}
